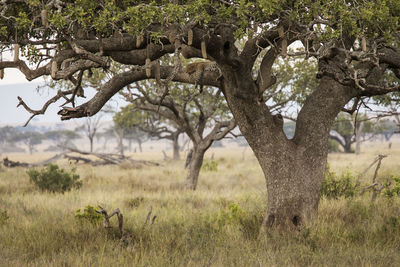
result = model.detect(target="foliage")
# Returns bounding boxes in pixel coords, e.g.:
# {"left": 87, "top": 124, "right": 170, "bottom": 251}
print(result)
{"left": 0, "top": 126, "right": 23, "bottom": 153}
{"left": 201, "top": 160, "right": 218, "bottom": 172}
{"left": 113, "top": 105, "right": 148, "bottom": 144}
{"left": 126, "top": 197, "right": 145, "bottom": 208}
{"left": 328, "top": 139, "right": 340, "bottom": 153}
{"left": 382, "top": 176, "right": 400, "bottom": 198}
{"left": 321, "top": 166, "right": 359, "bottom": 199}
{"left": 13, "top": 131, "right": 44, "bottom": 154}
{"left": 217, "top": 203, "right": 246, "bottom": 227}
{"left": 0, "top": 210, "right": 9, "bottom": 225}
{"left": 267, "top": 56, "right": 318, "bottom": 109}
{"left": 27, "top": 164, "right": 82, "bottom": 193}
{"left": 332, "top": 113, "right": 377, "bottom": 137}
{"left": 75, "top": 205, "right": 103, "bottom": 226}
{"left": 44, "top": 130, "right": 81, "bottom": 148}
{"left": 113, "top": 105, "right": 148, "bottom": 132}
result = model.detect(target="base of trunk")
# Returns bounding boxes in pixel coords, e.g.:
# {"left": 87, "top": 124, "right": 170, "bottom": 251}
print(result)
{"left": 261, "top": 199, "right": 317, "bottom": 231}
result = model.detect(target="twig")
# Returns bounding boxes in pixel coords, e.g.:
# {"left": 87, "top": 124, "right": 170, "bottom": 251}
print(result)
{"left": 360, "top": 154, "right": 388, "bottom": 202}
{"left": 96, "top": 206, "right": 124, "bottom": 235}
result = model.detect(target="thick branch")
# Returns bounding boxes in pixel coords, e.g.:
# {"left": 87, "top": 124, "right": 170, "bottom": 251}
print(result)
{"left": 58, "top": 66, "right": 220, "bottom": 120}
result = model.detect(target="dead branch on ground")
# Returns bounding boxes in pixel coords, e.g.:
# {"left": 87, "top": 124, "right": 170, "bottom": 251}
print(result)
{"left": 360, "top": 154, "right": 388, "bottom": 201}
{"left": 96, "top": 206, "right": 132, "bottom": 246}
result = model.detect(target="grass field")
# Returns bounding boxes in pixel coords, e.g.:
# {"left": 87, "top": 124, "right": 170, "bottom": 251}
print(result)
{"left": 1, "top": 141, "right": 400, "bottom": 266}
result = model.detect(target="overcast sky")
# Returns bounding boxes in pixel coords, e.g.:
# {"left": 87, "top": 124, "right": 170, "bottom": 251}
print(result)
{"left": 0, "top": 69, "right": 125, "bottom": 126}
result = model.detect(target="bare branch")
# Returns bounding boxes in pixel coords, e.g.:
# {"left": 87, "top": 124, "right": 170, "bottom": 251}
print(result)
{"left": 17, "top": 90, "right": 73, "bottom": 126}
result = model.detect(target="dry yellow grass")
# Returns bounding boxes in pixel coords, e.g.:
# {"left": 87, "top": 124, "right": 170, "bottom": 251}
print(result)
{"left": 0, "top": 141, "right": 399, "bottom": 266}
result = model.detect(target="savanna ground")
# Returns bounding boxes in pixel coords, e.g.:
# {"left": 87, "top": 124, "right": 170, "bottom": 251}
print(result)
{"left": 1, "top": 140, "right": 400, "bottom": 266}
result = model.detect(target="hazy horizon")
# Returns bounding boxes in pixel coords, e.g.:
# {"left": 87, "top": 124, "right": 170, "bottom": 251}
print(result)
{"left": 0, "top": 82, "right": 126, "bottom": 126}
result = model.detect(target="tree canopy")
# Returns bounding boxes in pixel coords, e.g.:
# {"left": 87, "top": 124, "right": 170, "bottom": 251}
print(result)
{"left": 1, "top": 1, "right": 399, "bottom": 122}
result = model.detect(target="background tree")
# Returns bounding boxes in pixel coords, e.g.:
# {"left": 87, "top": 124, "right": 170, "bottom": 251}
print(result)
{"left": 121, "top": 81, "right": 235, "bottom": 190}
{"left": 0, "top": 126, "right": 23, "bottom": 154}
{"left": 96, "top": 126, "right": 115, "bottom": 152}
{"left": 329, "top": 113, "right": 386, "bottom": 154}
{"left": 113, "top": 106, "right": 149, "bottom": 154}
{"left": 76, "top": 115, "right": 102, "bottom": 152}
{"left": 115, "top": 104, "right": 183, "bottom": 160}
{"left": 14, "top": 131, "right": 44, "bottom": 154}
{"left": 1, "top": 1, "right": 400, "bottom": 230}
{"left": 44, "top": 130, "right": 80, "bottom": 151}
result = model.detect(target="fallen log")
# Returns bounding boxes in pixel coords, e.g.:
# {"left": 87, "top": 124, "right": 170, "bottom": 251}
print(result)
{"left": 60, "top": 146, "right": 160, "bottom": 166}
{"left": 63, "top": 154, "right": 93, "bottom": 164}
{"left": 3, "top": 157, "right": 31, "bottom": 168}
{"left": 2, "top": 153, "right": 66, "bottom": 168}
{"left": 2, "top": 147, "right": 160, "bottom": 168}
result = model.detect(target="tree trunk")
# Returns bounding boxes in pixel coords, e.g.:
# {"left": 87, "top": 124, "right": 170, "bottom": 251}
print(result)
{"left": 184, "top": 149, "right": 193, "bottom": 168}
{"left": 185, "top": 148, "right": 205, "bottom": 190}
{"left": 102, "top": 139, "right": 108, "bottom": 151}
{"left": 355, "top": 122, "right": 363, "bottom": 155}
{"left": 221, "top": 66, "right": 357, "bottom": 230}
{"left": 172, "top": 134, "right": 180, "bottom": 160}
{"left": 89, "top": 137, "right": 94, "bottom": 152}
{"left": 128, "top": 139, "right": 132, "bottom": 152}
{"left": 137, "top": 140, "right": 142, "bottom": 152}
{"left": 119, "top": 138, "right": 124, "bottom": 156}
{"left": 29, "top": 144, "right": 34, "bottom": 155}
{"left": 259, "top": 142, "right": 326, "bottom": 229}
{"left": 343, "top": 135, "right": 353, "bottom": 153}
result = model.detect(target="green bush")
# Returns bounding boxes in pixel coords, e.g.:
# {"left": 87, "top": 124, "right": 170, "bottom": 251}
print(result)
{"left": 321, "top": 167, "right": 358, "bottom": 199}
{"left": 27, "top": 164, "right": 82, "bottom": 193}
{"left": 217, "top": 203, "right": 246, "bottom": 227}
{"left": 382, "top": 176, "right": 400, "bottom": 198}
{"left": 328, "top": 139, "right": 340, "bottom": 152}
{"left": 0, "top": 210, "right": 9, "bottom": 225}
{"left": 201, "top": 160, "right": 218, "bottom": 172}
{"left": 127, "top": 196, "right": 144, "bottom": 208}
{"left": 75, "top": 205, "right": 103, "bottom": 226}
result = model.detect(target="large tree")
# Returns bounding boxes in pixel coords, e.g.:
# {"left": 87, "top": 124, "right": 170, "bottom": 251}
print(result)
{"left": 1, "top": 1, "right": 400, "bottom": 230}
{"left": 121, "top": 81, "right": 235, "bottom": 190}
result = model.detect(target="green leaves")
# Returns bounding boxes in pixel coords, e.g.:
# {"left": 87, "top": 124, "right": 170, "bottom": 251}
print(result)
{"left": 75, "top": 205, "right": 103, "bottom": 226}
{"left": 15, "top": 11, "right": 32, "bottom": 31}
{"left": 2, "top": 0, "right": 398, "bottom": 51}
{"left": 27, "top": 164, "right": 82, "bottom": 194}
{"left": 0, "top": 210, "right": 9, "bottom": 225}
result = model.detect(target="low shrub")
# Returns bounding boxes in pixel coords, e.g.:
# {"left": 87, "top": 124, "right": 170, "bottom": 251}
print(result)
{"left": 202, "top": 160, "right": 218, "bottom": 172}
{"left": 328, "top": 139, "right": 341, "bottom": 152}
{"left": 0, "top": 209, "right": 9, "bottom": 225}
{"left": 75, "top": 205, "right": 103, "bottom": 226}
{"left": 27, "top": 164, "right": 82, "bottom": 193}
{"left": 321, "top": 166, "right": 358, "bottom": 199}
{"left": 217, "top": 203, "right": 246, "bottom": 227}
{"left": 127, "top": 196, "right": 145, "bottom": 208}
{"left": 382, "top": 176, "right": 400, "bottom": 198}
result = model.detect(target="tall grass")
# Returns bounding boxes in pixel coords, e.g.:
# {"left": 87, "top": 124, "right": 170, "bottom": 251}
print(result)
{"left": 0, "top": 144, "right": 400, "bottom": 266}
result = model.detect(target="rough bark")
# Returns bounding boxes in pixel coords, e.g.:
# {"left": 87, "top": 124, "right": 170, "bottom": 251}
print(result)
{"left": 185, "top": 147, "right": 205, "bottom": 190}
{"left": 343, "top": 135, "right": 353, "bottom": 153}
{"left": 222, "top": 64, "right": 357, "bottom": 229}
{"left": 172, "top": 134, "right": 180, "bottom": 161}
